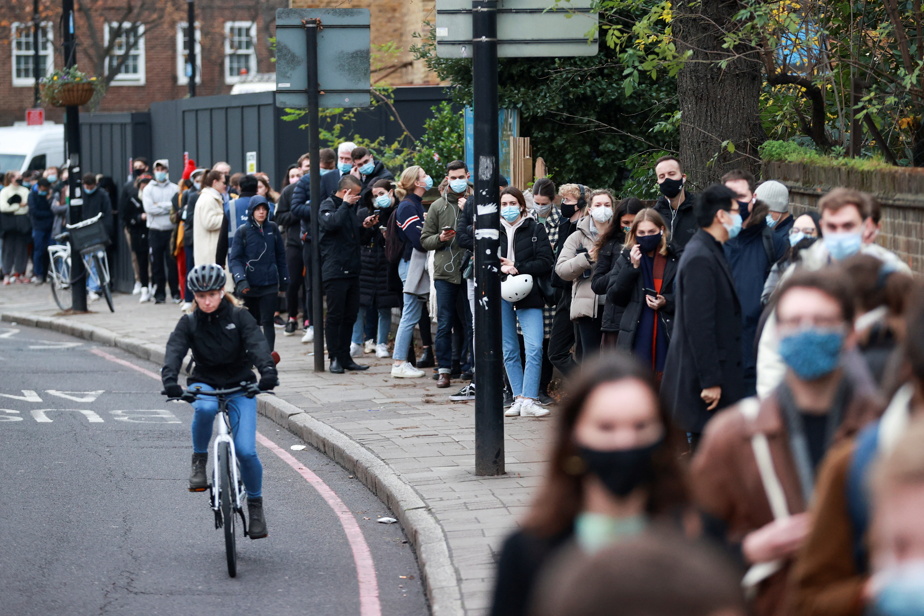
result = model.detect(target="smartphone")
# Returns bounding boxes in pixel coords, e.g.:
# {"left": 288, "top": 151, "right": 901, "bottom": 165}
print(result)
{"left": 642, "top": 287, "right": 658, "bottom": 297}
{"left": 442, "top": 225, "right": 455, "bottom": 233}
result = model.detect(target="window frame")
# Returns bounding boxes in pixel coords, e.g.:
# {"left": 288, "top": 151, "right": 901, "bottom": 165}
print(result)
{"left": 104, "top": 21, "right": 146, "bottom": 86}
{"left": 223, "top": 21, "right": 257, "bottom": 85}
{"left": 11, "top": 21, "right": 54, "bottom": 87}
{"left": 176, "top": 22, "right": 203, "bottom": 86}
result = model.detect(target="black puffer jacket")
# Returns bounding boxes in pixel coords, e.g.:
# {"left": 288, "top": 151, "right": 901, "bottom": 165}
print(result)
{"left": 606, "top": 246, "right": 679, "bottom": 350}
{"left": 499, "top": 217, "right": 555, "bottom": 310}
{"left": 161, "top": 300, "right": 277, "bottom": 389}
{"left": 359, "top": 205, "right": 402, "bottom": 308}
{"left": 590, "top": 235, "right": 626, "bottom": 333}
{"left": 273, "top": 182, "right": 303, "bottom": 249}
{"left": 228, "top": 196, "right": 289, "bottom": 291}
{"left": 318, "top": 194, "right": 369, "bottom": 281}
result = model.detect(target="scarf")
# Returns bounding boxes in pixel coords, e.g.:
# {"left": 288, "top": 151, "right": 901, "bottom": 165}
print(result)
{"left": 633, "top": 250, "right": 669, "bottom": 375}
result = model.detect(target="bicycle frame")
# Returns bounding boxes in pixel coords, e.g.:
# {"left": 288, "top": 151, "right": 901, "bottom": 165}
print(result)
{"left": 46, "top": 244, "right": 71, "bottom": 287}
{"left": 210, "top": 404, "right": 245, "bottom": 518}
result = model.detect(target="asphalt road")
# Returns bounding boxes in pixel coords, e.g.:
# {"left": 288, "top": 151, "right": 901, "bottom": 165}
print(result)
{"left": 0, "top": 324, "right": 428, "bottom": 616}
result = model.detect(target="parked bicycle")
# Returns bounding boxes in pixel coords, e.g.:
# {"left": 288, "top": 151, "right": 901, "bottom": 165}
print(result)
{"left": 47, "top": 213, "right": 114, "bottom": 312}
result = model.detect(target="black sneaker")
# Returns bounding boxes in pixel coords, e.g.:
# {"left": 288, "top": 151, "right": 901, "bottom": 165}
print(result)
{"left": 449, "top": 382, "right": 476, "bottom": 401}
{"left": 537, "top": 391, "right": 555, "bottom": 406}
{"left": 247, "top": 497, "right": 268, "bottom": 539}
{"left": 503, "top": 388, "right": 514, "bottom": 408}
{"left": 274, "top": 315, "right": 285, "bottom": 328}
{"left": 284, "top": 319, "right": 298, "bottom": 336}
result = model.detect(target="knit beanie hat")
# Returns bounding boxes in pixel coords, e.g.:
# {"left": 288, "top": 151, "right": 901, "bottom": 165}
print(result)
{"left": 756, "top": 180, "right": 789, "bottom": 213}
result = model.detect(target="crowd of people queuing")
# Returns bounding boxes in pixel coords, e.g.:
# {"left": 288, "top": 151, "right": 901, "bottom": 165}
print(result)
{"left": 4, "top": 143, "right": 924, "bottom": 614}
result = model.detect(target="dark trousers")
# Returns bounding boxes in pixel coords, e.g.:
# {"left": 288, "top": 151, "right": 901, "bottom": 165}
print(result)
{"left": 244, "top": 292, "right": 278, "bottom": 351}
{"left": 128, "top": 228, "right": 149, "bottom": 288}
{"left": 183, "top": 246, "right": 195, "bottom": 302}
{"left": 434, "top": 279, "right": 473, "bottom": 373}
{"left": 548, "top": 290, "right": 577, "bottom": 376}
{"left": 31, "top": 229, "right": 52, "bottom": 279}
{"left": 149, "top": 228, "right": 178, "bottom": 300}
{"left": 574, "top": 314, "right": 602, "bottom": 361}
{"left": 324, "top": 277, "right": 360, "bottom": 363}
{"left": 302, "top": 242, "right": 315, "bottom": 326}
{"left": 285, "top": 244, "right": 305, "bottom": 320}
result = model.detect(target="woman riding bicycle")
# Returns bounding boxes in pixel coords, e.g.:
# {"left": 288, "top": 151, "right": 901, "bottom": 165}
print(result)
{"left": 161, "top": 263, "right": 279, "bottom": 539}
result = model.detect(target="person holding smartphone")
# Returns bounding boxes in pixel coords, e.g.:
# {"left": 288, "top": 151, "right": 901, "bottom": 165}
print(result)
{"left": 606, "top": 208, "right": 679, "bottom": 384}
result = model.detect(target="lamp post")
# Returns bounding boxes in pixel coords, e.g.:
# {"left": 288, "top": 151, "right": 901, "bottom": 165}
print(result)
{"left": 63, "top": 0, "right": 87, "bottom": 311}
{"left": 32, "top": 0, "right": 41, "bottom": 107}
{"left": 186, "top": 0, "right": 196, "bottom": 97}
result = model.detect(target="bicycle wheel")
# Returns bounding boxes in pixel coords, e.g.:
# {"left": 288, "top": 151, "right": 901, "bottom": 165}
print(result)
{"left": 92, "top": 253, "right": 115, "bottom": 313}
{"left": 50, "top": 254, "right": 72, "bottom": 311}
{"left": 219, "top": 442, "right": 237, "bottom": 577}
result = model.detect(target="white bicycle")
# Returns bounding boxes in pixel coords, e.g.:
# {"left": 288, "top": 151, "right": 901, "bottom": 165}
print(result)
{"left": 47, "top": 213, "right": 114, "bottom": 312}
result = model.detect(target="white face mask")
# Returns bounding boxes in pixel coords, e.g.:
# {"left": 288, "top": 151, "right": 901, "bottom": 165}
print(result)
{"left": 590, "top": 206, "right": 614, "bottom": 224}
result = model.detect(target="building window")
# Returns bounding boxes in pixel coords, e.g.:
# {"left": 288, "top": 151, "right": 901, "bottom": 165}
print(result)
{"left": 176, "top": 23, "right": 202, "bottom": 86}
{"left": 12, "top": 22, "right": 53, "bottom": 87}
{"left": 224, "top": 21, "right": 256, "bottom": 85}
{"left": 105, "top": 22, "right": 145, "bottom": 85}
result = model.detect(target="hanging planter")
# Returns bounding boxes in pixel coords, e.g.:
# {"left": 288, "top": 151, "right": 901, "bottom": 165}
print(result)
{"left": 40, "top": 67, "right": 104, "bottom": 108}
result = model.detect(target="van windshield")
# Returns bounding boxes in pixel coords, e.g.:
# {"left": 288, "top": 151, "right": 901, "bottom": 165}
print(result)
{"left": 0, "top": 155, "right": 26, "bottom": 172}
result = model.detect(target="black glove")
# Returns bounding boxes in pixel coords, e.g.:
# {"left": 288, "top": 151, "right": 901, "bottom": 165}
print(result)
{"left": 258, "top": 375, "right": 279, "bottom": 391}
{"left": 235, "top": 280, "right": 250, "bottom": 296}
{"left": 163, "top": 383, "right": 184, "bottom": 398}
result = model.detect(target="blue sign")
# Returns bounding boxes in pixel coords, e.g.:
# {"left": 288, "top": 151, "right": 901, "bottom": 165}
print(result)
{"left": 464, "top": 107, "right": 520, "bottom": 183}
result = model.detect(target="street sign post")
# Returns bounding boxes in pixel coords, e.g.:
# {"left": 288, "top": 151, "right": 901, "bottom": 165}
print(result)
{"left": 275, "top": 8, "right": 370, "bottom": 372}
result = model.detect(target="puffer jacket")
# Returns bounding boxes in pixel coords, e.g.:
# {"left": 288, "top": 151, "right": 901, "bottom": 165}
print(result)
{"left": 161, "top": 299, "right": 277, "bottom": 389}
{"left": 318, "top": 194, "right": 368, "bottom": 281}
{"left": 358, "top": 205, "right": 402, "bottom": 308}
{"left": 228, "top": 196, "right": 288, "bottom": 291}
{"left": 499, "top": 216, "right": 554, "bottom": 310}
{"left": 607, "top": 246, "right": 679, "bottom": 350}
{"left": 591, "top": 235, "right": 625, "bottom": 333}
{"left": 142, "top": 178, "right": 179, "bottom": 231}
{"left": 555, "top": 216, "right": 600, "bottom": 320}
{"left": 193, "top": 186, "right": 225, "bottom": 266}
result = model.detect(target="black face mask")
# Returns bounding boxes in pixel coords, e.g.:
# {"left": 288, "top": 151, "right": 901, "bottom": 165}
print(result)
{"left": 658, "top": 178, "right": 683, "bottom": 199}
{"left": 578, "top": 439, "right": 661, "bottom": 498}
{"left": 132, "top": 168, "right": 146, "bottom": 178}
{"left": 737, "top": 200, "right": 751, "bottom": 222}
{"left": 561, "top": 201, "right": 577, "bottom": 219}
{"left": 637, "top": 233, "right": 662, "bottom": 254}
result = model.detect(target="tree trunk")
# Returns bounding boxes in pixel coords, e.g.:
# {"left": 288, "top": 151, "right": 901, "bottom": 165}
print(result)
{"left": 674, "top": 0, "right": 765, "bottom": 187}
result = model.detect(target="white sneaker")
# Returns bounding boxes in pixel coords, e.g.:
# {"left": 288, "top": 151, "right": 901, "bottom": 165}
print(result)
{"left": 350, "top": 342, "right": 363, "bottom": 357}
{"left": 132, "top": 281, "right": 142, "bottom": 295}
{"left": 519, "top": 398, "right": 550, "bottom": 418}
{"left": 301, "top": 326, "right": 314, "bottom": 343}
{"left": 364, "top": 339, "right": 375, "bottom": 354}
{"left": 375, "top": 343, "right": 390, "bottom": 358}
{"left": 139, "top": 287, "right": 151, "bottom": 303}
{"left": 180, "top": 301, "right": 193, "bottom": 312}
{"left": 391, "top": 362, "right": 425, "bottom": 378}
{"left": 88, "top": 290, "right": 100, "bottom": 303}
{"left": 504, "top": 398, "right": 523, "bottom": 417}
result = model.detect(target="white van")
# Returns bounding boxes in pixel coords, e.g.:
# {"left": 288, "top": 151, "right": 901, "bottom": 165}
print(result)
{"left": 0, "top": 123, "right": 65, "bottom": 175}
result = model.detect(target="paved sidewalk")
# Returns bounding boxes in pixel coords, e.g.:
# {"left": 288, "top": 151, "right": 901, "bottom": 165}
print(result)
{"left": 0, "top": 283, "right": 555, "bottom": 616}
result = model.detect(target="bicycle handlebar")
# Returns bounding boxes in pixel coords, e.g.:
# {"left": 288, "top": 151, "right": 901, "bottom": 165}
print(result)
{"left": 162, "top": 382, "right": 273, "bottom": 402}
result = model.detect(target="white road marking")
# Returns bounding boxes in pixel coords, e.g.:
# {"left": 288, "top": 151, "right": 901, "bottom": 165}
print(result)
{"left": 0, "top": 328, "right": 20, "bottom": 338}
{"left": 30, "top": 409, "right": 105, "bottom": 423}
{"left": 28, "top": 342, "right": 83, "bottom": 350}
{"left": 110, "top": 410, "right": 181, "bottom": 423}
{"left": 47, "top": 390, "right": 105, "bottom": 403}
{"left": 0, "top": 410, "right": 22, "bottom": 421}
{"left": 0, "top": 390, "right": 42, "bottom": 402}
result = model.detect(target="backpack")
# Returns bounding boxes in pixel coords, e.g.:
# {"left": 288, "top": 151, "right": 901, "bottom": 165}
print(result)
{"left": 384, "top": 208, "right": 406, "bottom": 264}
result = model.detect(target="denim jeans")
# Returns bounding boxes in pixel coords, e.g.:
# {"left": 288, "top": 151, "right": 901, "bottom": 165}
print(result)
{"left": 352, "top": 305, "right": 392, "bottom": 345}
{"left": 501, "top": 301, "right": 543, "bottom": 399}
{"left": 31, "top": 229, "right": 52, "bottom": 279}
{"left": 434, "top": 279, "right": 473, "bottom": 373}
{"left": 189, "top": 382, "right": 263, "bottom": 499}
{"left": 393, "top": 258, "right": 424, "bottom": 362}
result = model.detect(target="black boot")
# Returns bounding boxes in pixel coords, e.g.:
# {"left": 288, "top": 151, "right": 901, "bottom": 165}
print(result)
{"left": 417, "top": 346, "right": 435, "bottom": 368}
{"left": 329, "top": 357, "right": 344, "bottom": 374}
{"left": 188, "top": 452, "right": 208, "bottom": 492}
{"left": 248, "top": 497, "right": 268, "bottom": 539}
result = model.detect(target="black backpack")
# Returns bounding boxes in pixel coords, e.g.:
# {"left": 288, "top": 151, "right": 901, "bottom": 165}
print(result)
{"left": 384, "top": 208, "right": 406, "bottom": 264}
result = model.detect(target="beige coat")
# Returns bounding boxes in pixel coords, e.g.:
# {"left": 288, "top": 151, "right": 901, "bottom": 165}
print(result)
{"left": 555, "top": 215, "right": 599, "bottom": 320}
{"left": 193, "top": 186, "right": 224, "bottom": 265}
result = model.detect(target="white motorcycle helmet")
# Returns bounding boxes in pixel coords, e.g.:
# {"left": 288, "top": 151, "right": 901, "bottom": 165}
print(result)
{"left": 501, "top": 273, "right": 534, "bottom": 303}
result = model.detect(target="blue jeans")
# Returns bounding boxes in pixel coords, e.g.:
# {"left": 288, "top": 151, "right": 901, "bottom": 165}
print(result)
{"left": 32, "top": 229, "right": 52, "bottom": 279}
{"left": 435, "top": 279, "right": 473, "bottom": 373}
{"left": 393, "top": 258, "right": 424, "bottom": 362}
{"left": 189, "top": 382, "right": 263, "bottom": 499}
{"left": 85, "top": 249, "right": 103, "bottom": 293}
{"left": 501, "top": 301, "right": 543, "bottom": 399}
{"left": 352, "top": 305, "right": 392, "bottom": 345}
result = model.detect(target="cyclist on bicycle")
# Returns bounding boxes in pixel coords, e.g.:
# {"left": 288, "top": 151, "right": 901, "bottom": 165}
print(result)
{"left": 161, "top": 263, "right": 279, "bottom": 539}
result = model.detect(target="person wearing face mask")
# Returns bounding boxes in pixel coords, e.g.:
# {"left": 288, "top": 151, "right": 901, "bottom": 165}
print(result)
{"left": 660, "top": 184, "right": 745, "bottom": 446}
{"left": 607, "top": 208, "right": 679, "bottom": 382}
{"left": 142, "top": 160, "right": 180, "bottom": 303}
{"left": 652, "top": 155, "right": 698, "bottom": 251}
{"left": 755, "top": 180, "right": 794, "bottom": 237}
{"left": 120, "top": 157, "right": 150, "bottom": 294}
{"left": 555, "top": 189, "right": 616, "bottom": 361}
{"left": 336, "top": 141, "right": 357, "bottom": 176}
{"left": 175, "top": 166, "right": 204, "bottom": 310}
{"left": 761, "top": 212, "right": 822, "bottom": 306}
{"left": 787, "top": 280, "right": 922, "bottom": 616}
{"left": 692, "top": 268, "right": 883, "bottom": 616}
{"left": 275, "top": 163, "right": 307, "bottom": 336}
{"left": 592, "top": 197, "right": 645, "bottom": 348}
{"left": 528, "top": 177, "right": 560, "bottom": 406}
{"left": 349, "top": 146, "right": 395, "bottom": 211}
{"left": 722, "top": 169, "right": 788, "bottom": 398}
{"left": 123, "top": 174, "right": 154, "bottom": 301}
{"left": 27, "top": 178, "right": 55, "bottom": 284}
{"left": 0, "top": 171, "right": 32, "bottom": 284}
{"left": 489, "top": 352, "right": 694, "bottom": 616}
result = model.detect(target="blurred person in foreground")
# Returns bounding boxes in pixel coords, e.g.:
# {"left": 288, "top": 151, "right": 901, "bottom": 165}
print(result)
{"left": 489, "top": 352, "right": 693, "bottom": 616}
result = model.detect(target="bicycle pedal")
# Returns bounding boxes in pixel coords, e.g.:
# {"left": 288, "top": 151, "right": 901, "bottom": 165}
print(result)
{"left": 188, "top": 487, "right": 208, "bottom": 492}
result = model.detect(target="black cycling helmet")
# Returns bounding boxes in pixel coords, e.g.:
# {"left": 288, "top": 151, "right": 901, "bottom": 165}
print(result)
{"left": 186, "top": 264, "right": 226, "bottom": 293}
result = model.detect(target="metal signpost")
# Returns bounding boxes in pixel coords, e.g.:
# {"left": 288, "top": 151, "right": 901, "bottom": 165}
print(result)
{"left": 275, "top": 8, "right": 370, "bottom": 372}
{"left": 62, "top": 0, "right": 87, "bottom": 312}
{"left": 437, "top": 0, "right": 597, "bottom": 476}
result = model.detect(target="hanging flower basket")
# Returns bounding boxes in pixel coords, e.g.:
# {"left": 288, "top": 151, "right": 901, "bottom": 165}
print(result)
{"left": 40, "top": 67, "right": 104, "bottom": 108}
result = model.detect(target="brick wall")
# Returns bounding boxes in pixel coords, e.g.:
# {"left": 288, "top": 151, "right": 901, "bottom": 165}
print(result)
{"left": 763, "top": 161, "right": 924, "bottom": 274}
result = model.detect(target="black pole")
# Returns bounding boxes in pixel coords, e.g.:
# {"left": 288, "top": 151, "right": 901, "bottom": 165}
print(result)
{"left": 33, "top": 0, "right": 40, "bottom": 107}
{"left": 186, "top": 0, "right": 196, "bottom": 98}
{"left": 472, "top": 0, "right": 503, "bottom": 476}
{"left": 305, "top": 18, "right": 325, "bottom": 372}
{"left": 63, "top": 0, "right": 87, "bottom": 312}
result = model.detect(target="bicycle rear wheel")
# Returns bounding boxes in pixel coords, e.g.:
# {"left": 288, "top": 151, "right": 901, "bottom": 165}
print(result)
{"left": 50, "top": 254, "right": 72, "bottom": 311}
{"left": 92, "top": 253, "right": 115, "bottom": 312}
{"left": 219, "top": 442, "right": 237, "bottom": 577}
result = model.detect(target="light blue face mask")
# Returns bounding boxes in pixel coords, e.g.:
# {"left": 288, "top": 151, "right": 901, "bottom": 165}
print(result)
{"left": 449, "top": 178, "right": 468, "bottom": 194}
{"left": 765, "top": 214, "right": 777, "bottom": 228}
{"left": 359, "top": 161, "right": 375, "bottom": 176}
{"left": 501, "top": 205, "right": 520, "bottom": 223}
{"left": 825, "top": 231, "right": 863, "bottom": 261}
{"left": 778, "top": 327, "right": 845, "bottom": 380}
{"left": 47, "top": 175, "right": 58, "bottom": 183}
{"left": 193, "top": 181, "right": 201, "bottom": 191}
{"left": 374, "top": 194, "right": 392, "bottom": 209}
{"left": 154, "top": 171, "right": 167, "bottom": 182}
{"left": 320, "top": 168, "right": 334, "bottom": 176}
{"left": 419, "top": 175, "right": 433, "bottom": 191}
{"left": 724, "top": 212, "right": 743, "bottom": 240}
{"left": 338, "top": 162, "right": 353, "bottom": 174}
{"left": 871, "top": 560, "right": 924, "bottom": 616}
{"left": 84, "top": 186, "right": 97, "bottom": 195}
{"left": 789, "top": 231, "right": 806, "bottom": 247}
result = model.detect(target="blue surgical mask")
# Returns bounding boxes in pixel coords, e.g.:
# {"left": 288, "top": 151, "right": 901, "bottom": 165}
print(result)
{"left": 872, "top": 560, "right": 924, "bottom": 616}
{"left": 501, "top": 205, "right": 521, "bottom": 223}
{"left": 778, "top": 327, "right": 845, "bottom": 380}
{"left": 359, "top": 161, "right": 375, "bottom": 176}
{"left": 765, "top": 214, "right": 777, "bottom": 228}
{"left": 789, "top": 231, "right": 806, "bottom": 247}
{"left": 724, "top": 212, "right": 743, "bottom": 240}
{"left": 338, "top": 162, "right": 353, "bottom": 174}
{"left": 154, "top": 171, "right": 167, "bottom": 182}
{"left": 320, "top": 168, "right": 334, "bottom": 176}
{"left": 193, "top": 181, "right": 201, "bottom": 191}
{"left": 374, "top": 194, "right": 392, "bottom": 209}
{"left": 84, "top": 186, "right": 97, "bottom": 195}
{"left": 449, "top": 179, "right": 468, "bottom": 194}
{"left": 420, "top": 175, "right": 434, "bottom": 191}
{"left": 47, "top": 174, "right": 57, "bottom": 183}
{"left": 825, "top": 231, "right": 863, "bottom": 261}
{"left": 38, "top": 190, "right": 48, "bottom": 197}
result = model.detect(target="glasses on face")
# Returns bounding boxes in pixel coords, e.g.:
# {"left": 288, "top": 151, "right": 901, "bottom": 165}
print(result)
{"left": 790, "top": 227, "right": 817, "bottom": 235}
{"left": 777, "top": 316, "right": 845, "bottom": 330}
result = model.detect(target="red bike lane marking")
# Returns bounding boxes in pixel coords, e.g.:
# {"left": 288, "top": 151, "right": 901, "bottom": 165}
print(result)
{"left": 91, "top": 347, "right": 383, "bottom": 616}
